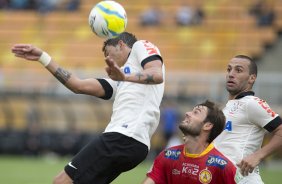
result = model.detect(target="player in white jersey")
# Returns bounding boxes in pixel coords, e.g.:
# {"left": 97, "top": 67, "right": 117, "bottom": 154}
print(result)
{"left": 214, "top": 55, "right": 282, "bottom": 183}
{"left": 11, "top": 32, "right": 165, "bottom": 184}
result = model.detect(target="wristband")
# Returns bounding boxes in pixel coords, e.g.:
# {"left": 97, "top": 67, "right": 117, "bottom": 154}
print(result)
{"left": 38, "top": 52, "right": 51, "bottom": 67}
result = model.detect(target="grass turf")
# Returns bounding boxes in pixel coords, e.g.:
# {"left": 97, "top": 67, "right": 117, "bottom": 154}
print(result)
{"left": 0, "top": 155, "right": 281, "bottom": 184}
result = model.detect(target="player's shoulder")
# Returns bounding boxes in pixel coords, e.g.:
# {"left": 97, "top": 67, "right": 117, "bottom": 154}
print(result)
{"left": 245, "top": 95, "right": 263, "bottom": 101}
{"left": 211, "top": 147, "right": 235, "bottom": 164}
{"left": 212, "top": 146, "right": 229, "bottom": 158}
{"left": 238, "top": 95, "right": 265, "bottom": 107}
{"left": 133, "top": 40, "right": 156, "bottom": 47}
{"left": 245, "top": 95, "right": 270, "bottom": 108}
{"left": 240, "top": 93, "right": 265, "bottom": 101}
{"left": 164, "top": 144, "right": 183, "bottom": 153}
{"left": 131, "top": 40, "right": 144, "bottom": 51}
{"left": 166, "top": 144, "right": 183, "bottom": 149}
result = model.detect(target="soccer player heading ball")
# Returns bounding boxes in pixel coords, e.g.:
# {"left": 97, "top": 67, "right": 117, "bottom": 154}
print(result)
{"left": 11, "top": 32, "right": 165, "bottom": 184}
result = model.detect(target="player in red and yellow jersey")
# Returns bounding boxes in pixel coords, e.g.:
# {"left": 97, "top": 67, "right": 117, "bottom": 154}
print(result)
{"left": 143, "top": 100, "right": 242, "bottom": 184}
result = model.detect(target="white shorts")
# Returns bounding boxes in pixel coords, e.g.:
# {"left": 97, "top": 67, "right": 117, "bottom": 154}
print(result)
{"left": 238, "top": 173, "right": 264, "bottom": 184}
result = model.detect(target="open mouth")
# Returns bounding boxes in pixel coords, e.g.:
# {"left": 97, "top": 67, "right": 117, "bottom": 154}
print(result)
{"left": 227, "top": 80, "right": 235, "bottom": 86}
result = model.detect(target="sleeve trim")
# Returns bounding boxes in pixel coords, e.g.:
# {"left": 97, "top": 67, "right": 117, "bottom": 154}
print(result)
{"left": 141, "top": 55, "right": 163, "bottom": 68}
{"left": 264, "top": 116, "right": 282, "bottom": 132}
{"left": 97, "top": 78, "right": 113, "bottom": 100}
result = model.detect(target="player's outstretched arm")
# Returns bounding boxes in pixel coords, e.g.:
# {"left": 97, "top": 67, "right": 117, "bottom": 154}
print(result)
{"left": 105, "top": 56, "right": 163, "bottom": 84}
{"left": 11, "top": 44, "right": 105, "bottom": 97}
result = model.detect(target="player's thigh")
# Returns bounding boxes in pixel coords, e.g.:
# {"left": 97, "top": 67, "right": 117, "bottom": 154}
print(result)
{"left": 64, "top": 134, "right": 110, "bottom": 182}
{"left": 95, "top": 134, "right": 148, "bottom": 183}
{"left": 64, "top": 132, "right": 148, "bottom": 183}
{"left": 114, "top": 135, "right": 148, "bottom": 172}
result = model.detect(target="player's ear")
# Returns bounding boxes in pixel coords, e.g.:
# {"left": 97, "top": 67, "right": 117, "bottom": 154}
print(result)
{"left": 249, "top": 74, "right": 256, "bottom": 85}
{"left": 118, "top": 40, "right": 124, "bottom": 47}
{"left": 203, "top": 122, "right": 213, "bottom": 131}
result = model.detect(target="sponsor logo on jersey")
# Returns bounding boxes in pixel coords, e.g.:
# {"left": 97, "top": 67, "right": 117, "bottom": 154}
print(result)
{"left": 164, "top": 149, "right": 181, "bottom": 160}
{"left": 121, "top": 124, "right": 128, "bottom": 128}
{"left": 142, "top": 40, "right": 158, "bottom": 55}
{"left": 199, "top": 168, "right": 212, "bottom": 184}
{"left": 206, "top": 155, "right": 227, "bottom": 169}
{"left": 172, "top": 169, "right": 181, "bottom": 175}
{"left": 182, "top": 163, "right": 199, "bottom": 176}
{"left": 68, "top": 162, "right": 77, "bottom": 169}
{"left": 123, "top": 66, "right": 131, "bottom": 74}
{"left": 254, "top": 97, "right": 276, "bottom": 117}
{"left": 224, "top": 120, "right": 232, "bottom": 131}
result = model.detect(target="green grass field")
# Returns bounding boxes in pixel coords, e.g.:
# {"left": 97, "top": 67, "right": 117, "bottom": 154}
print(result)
{"left": 0, "top": 155, "right": 281, "bottom": 184}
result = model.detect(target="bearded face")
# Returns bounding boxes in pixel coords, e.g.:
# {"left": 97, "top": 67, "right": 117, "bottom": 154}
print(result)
{"left": 179, "top": 105, "right": 207, "bottom": 137}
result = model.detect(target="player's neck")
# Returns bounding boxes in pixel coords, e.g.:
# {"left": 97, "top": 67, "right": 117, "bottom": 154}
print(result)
{"left": 184, "top": 136, "right": 209, "bottom": 154}
{"left": 229, "top": 88, "right": 252, "bottom": 100}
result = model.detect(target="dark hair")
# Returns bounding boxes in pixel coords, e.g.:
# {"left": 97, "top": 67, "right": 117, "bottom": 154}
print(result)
{"left": 234, "top": 55, "right": 257, "bottom": 76}
{"left": 198, "top": 100, "right": 225, "bottom": 144}
{"left": 102, "top": 32, "right": 137, "bottom": 54}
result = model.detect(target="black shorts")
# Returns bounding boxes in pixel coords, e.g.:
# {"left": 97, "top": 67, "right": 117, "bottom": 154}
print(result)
{"left": 64, "top": 132, "right": 148, "bottom": 184}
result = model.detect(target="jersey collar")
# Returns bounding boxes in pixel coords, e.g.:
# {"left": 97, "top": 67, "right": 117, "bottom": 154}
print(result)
{"left": 184, "top": 143, "right": 214, "bottom": 158}
{"left": 235, "top": 91, "right": 255, "bottom": 99}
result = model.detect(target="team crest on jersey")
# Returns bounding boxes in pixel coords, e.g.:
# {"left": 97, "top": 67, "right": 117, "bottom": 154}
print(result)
{"left": 206, "top": 155, "right": 227, "bottom": 169}
{"left": 199, "top": 168, "right": 212, "bottom": 184}
{"left": 164, "top": 149, "right": 181, "bottom": 160}
{"left": 229, "top": 101, "right": 242, "bottom": 114}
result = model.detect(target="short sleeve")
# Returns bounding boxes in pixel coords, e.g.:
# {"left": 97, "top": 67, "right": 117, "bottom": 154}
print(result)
{"left": 132, "top": 40, "right": 162, "bottom": 65}
{"left": 97, "top": 78, "right": 117, "bottom": 100}
{"left": 247, "top": 98, "right": 279, "bottom": 128}
{"left": 146, "top": 152, "right": 166, "bottom": 184}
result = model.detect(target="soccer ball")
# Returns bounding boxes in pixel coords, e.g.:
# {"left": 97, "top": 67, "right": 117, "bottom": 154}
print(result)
{"left": 88, "top": 1, "right": 127, "bottom": 38}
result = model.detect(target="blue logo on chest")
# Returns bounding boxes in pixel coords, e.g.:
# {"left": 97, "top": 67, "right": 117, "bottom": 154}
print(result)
{"left": 164, "top": 149, "right": 181, "bottom": 160}
{"left": 206, "top": 155, "right": 228, "bottom": 169}
{"left": 224, "top": 120, "right": 232, "bottom": 131}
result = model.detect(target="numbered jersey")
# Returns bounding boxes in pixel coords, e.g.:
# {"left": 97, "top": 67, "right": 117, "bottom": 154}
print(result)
{"left": 147, "top": 144, "right": 240, "bottom": 184}
{"left": 214, "top": 92, "right": 281, "bottom": 164}
{"left": 103, "top": 40, "right": 165, "bottom": 149}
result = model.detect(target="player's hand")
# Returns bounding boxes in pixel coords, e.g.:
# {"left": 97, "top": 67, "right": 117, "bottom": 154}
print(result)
{"left": 105, "top": 56, "right": 125, "bottom": 81}
{"left": 11, "top": 44, "right": 43, "bottom": 61}
{"left": 236, "top": 154, "right": 261, "bottom": 176}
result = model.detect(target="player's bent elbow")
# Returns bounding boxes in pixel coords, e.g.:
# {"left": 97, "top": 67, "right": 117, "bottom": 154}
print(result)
{"left": 154, "top": 74, "right": 164, "bottom": 84}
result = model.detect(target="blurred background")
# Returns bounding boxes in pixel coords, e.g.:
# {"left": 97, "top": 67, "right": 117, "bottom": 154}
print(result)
{"left": 0, "top": 0, "right": 282, "bottom": 183}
